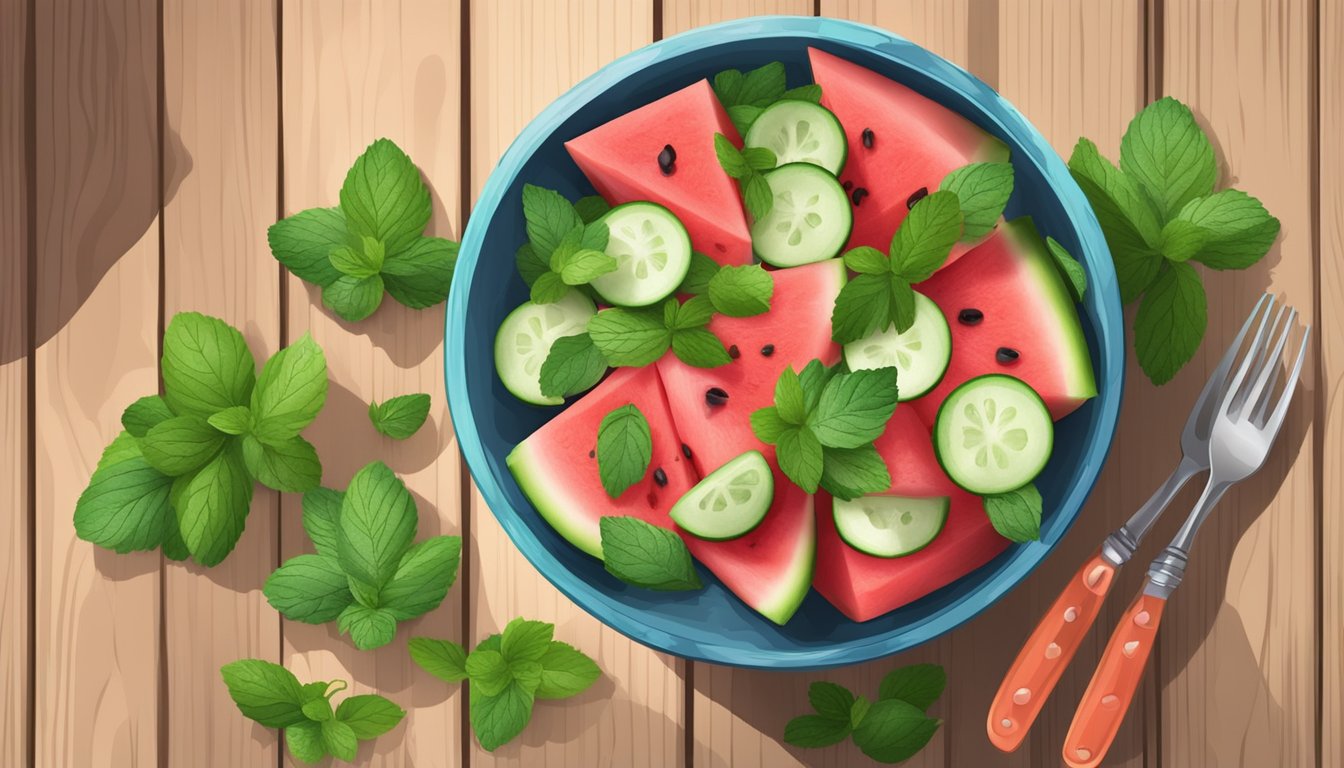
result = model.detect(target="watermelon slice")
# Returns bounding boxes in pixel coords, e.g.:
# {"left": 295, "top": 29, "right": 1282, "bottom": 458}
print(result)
{"left": 566, "top": 80, "right": 753, "bottom": 267}
{"left": 813, "top": 406, "right": 1010, "bottom": 622}
{"left": 507, "top": 366, "right": 698, "bottom": 558}
{"left": 808, "top": 47, "right": 1009, "bottom": 266}
{"left": 912, "top": 218, "right": 1097, "bottom": 424}
{"left": 655, "top": 259, "right": 848, "bottom": 624}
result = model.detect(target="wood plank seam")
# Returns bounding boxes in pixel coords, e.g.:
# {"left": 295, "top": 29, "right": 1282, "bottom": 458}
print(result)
{"left": 460, "top": 0, "right": 475, "bottom": 765}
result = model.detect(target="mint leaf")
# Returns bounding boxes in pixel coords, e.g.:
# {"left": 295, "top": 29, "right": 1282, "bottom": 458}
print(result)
{"left": 529, "top": 271, "right": 570, "bottom": 304}
{"left": 121, "top": 395, "right": 174, "bottom": 437}
{"left": 302, "top": 487, "right": 343, "bottom": 557}
{"left": 843, "top": 246, "right": 890, "bottom": 275}
{"left": 734, "top": 62, "right": 787, "bottom": 107}
{"left": 1175, "top": 189, "right": 1280, "bottom": 270}
{"left": 538, "top": 333, "right": 607, "bottom": 398}
{"left": 670, "top": 295, "right": 715, "bottom": 330}
{"left": 267, "top": 207, "right": 353, "bottom": 286}
{"left": 335, "top": 695, "right": 405, "bottom": 739}
{"left": 726, "top": 104, "right": 763, "bottom": 136}
{"left": 774, "top": 366, "right": 807, "bottom": 425}
{"left": 599, "top": 516, "right": 702, "bottom": 591}
{"left": 851, "top": 698, "right": 941, "bottom": 764}
{"left": 1044, "top": 236, "right": 1088, "bottom": 302}
{"left": 378, "top": 535, "right": 462, "bottom": 620}
{"left": 73, "top": 453, "right": 174, "bottom": 553}
{"left": 320, "top": 719, "right": 358, "bottom": 761}
{"left": 208, "top": 406, "right": 252, "bottom": 436}
{"left": 241, "top": 434, "right": 322, "bottom": 493}
{"left": 556, "top": 248, "right": 617, "bottom": 286}
{"left": 587, "top": 306, "right": 671, "bottom": 367}
{"left": 798, "top": 360, "right": 837, "bottom": 414}
{"left": 323, "top": 274, "right": 385, "bottom": 321}
{"left": 677, "top": 251, "right": 721, "bottom": 295}
{"left": 808, "top": 368, "right": 899, "bottom": 449}
{"left": 263, "top": 553, "right": 353, "bottom": 624}
{"left": 878, "top": 664, "right": 947, "bottom": 711}
{"left": 96, "top": 430, "right": 143, "bottom": 470}
{"left": 466, "top": 649, "right": 515, "bottom": 697}
{"left": 580, "top": 219, "right": 609, "bottom": 252}
{"left": 337, "top": 603, "right": 398, "bottom": 650}
{"left": 248, "top": 334, "right": 327, "bottom": 443}
{"left": 301, "top": 696, "right": 334, "bottom": 722}
{"left": 1119, "top": 97, "right": 1217, "bottom": 220}
{"left": 830, "top": 273, "right": 891, "bottom": 344}
{"left": 741, "top": 146, "right": 777, "bottom": 172}
{"left": 596, "top": 404, "right": 652, "bottom": 498}
{"left": 339, "top": 138, "right": 431, "bottom": 257}
{"left": 1068, "top": 137, "right": 1164, "bottom": 302}
{"left": 160, "top": 520, "right": 190, "bottom": 561}
{"left": 777, "top": 426, "right": 824, "bottom": 493}
{"left": 329, "top": 236, "right": 384, "bottom": 278}
{"left": 984, "top": 483, "right": 1044, "bottom": 542}
{"left": 502, "top": 618, "right": 554, "bottom": 664}
{"left": 1134, "top": 261, "right": 1207, "bottom": 385}
{"left": 819, "top": 444, "right": 891, "bottom": 501}
{"left": 284, "top": 722, "right": 326, "bottom": 764}
{"left": 347, "top": 575, "right": 381, "bottom": 609}
{"left": 890, "top": 190, "right": 963, "bottom": 282}
{"left": 162, "top": 312, "right": 256, "bottom": 418}
{"left": 714, "top": 133, "right": 751, "bottom": 179}
{"left": 515, "top": 243, "right": 550, "bottom": 287}
{"left": 783, "top": 83, "right": 822, "bottom": 102}
{"left": 708, "top": 264, "right": 773, "bottom": 317}
{"left": 851, "top": 695, "right": 873, "bottom": 729}
{"left": 337, "top": 461, "right": 418, "bottom": 589}
{"left": 471, "top": 681, "right": 535, "bottom": 752}
{"left": 742, "top": 173, "right": 774, "bottom": 220}
{"left": 1157, "top": 218, "right": 1209, "bottom": 263}
{"left": 888, "top": 275, "right": 917, "bottom": 333}
{"left": 368, "top": 393, "right": 431, "bottom": 439}
{"left": 381, "top": 236, "right": 457, "bottom": 309}
{"left": 220, "top": 659, "right": 308, "bottom": 728}
{"left": 940, "top": 161, "right": 1014, "bottom": 241}
{"left": 785, "top": 715, "right": 852, "bottom": 748}
{"left": 574, "top": 195, "right": 611, "bottom": 224}
{"left": 750, "top": 407, "right": 791, "bottom": 443}
{"left": 521, "top": 184, "right": 583, "bottom": 259}
{"left": 409, "top": 637, "right": 469, "bottom": 683}
{"left": 174, "top": 444, "right": 253, "bottom": 566}
{"left": 536, "top": 642, "right": 600, "bottom": 700}
{"left": 140, "top": 416, "right": 225, "bottom": 476}
{"left": 809, "top": 681, "right": 856, "bottom": 721}
{"left": 671, "top": 328, "right": 731, "bottom": 368}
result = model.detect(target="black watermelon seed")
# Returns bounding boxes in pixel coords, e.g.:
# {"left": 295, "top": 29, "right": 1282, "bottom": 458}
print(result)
{"left": 861, "top": 127, "right": 874, "bottom": 148}
{"left": 653, "top": 467, "right": 668, "bottom": 487}
{"left": 761, "top": 344, "right": 776, "bottom": 357}
{"left": 706, "top": 387, "right": 729, "bottom": 407}
{"left": 588, "top": 449, "right": 595, "bottom": 458}
{"left": 996, "top": 347, "right": 1021, "bottom": 364}
{"left": 958, "top": 308, "right": 984, "bottom": 326}
{"left": 681, "top": 443, "right": 693, "bottom": 459}
{"left": 728, "top": 344, "right": 740, "bottom": 359}
{"left": 851, "top": 187, "right": 869, "bottom": 206}
{"left": 658, "top": 144, "right": 677, "bottom": 176}
{"left": 842, "top": 180, "right": 854, "bottom": 191}
{"left": 907, "top": 187, "right": 929, "bottom": 209}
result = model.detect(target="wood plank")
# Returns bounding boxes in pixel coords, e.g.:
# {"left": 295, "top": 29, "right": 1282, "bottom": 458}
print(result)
{"left": 1322, "top": 0, "right": 1342, "bottom": 762}
{"left": 465, "top": 1, "right": 685, "bottom": 765}
{"left": 280, "top": 2, "right": 465, "bottom": 766}
{"left": 663, "top": 0, "right": 811, "bottom": 32}
{"left": 32, "top": 0, "right": 163, "bottom": 765}
{"left": 1159, "top": 1, "right": 1318, "bottom": 765}
{"left": 0, "top": 0, "right": 30, "bottom": 762}
{"left": 160, "top": 1, "right": 281, "bottom": 765}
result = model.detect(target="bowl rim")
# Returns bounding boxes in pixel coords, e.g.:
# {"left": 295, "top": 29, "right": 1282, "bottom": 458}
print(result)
{"left": 446, "top": 14, "right": 1124, "bottom": 669}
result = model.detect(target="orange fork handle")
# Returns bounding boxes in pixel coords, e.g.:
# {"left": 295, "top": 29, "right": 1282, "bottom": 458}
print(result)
{"left": 1062, "top": 589, "right": 1166, "bottom": 768}
{"left": 986, "top": 550, "right": 1118, "bottom": 752}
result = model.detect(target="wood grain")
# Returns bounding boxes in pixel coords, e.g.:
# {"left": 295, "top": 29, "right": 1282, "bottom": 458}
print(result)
{"left": 161, "top": 1, "right": 282, "bottom": 765}
{"left": 0, "top": 0, "right": 30, "bottom": 763}
{"left": 1159, "top": 1, "right": 1318, "bottom": 766}
{"left": 280, "top": 2, "right": 466, "bottom": 766}
{"left": 32, "top": 0, "right": 163, "bottom": 765}
{"left": 663, "top": 0, "right": 812, "bottom": 32}
{"left": 1322, "top": 0, "right": 1342, "bottom": 762}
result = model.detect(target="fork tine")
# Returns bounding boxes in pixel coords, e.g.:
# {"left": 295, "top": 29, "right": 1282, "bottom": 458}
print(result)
{"left": 1251, "top": 309, "right": 1297, "bottom": 423}
{"left": 1219, "top": 298, "right": 1279, "bottom": 420}
{"left": 1229, "top": 301, "right": 1286, "bottom": 415}
{"left": 1243, "top": 307, "right": 1297, "bottom": 421}
{"left": 1263, "top": 327, "right": 1311, "bottom": 438}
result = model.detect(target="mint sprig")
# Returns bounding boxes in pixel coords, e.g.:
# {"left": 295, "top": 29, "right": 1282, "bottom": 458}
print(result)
{"left": 586, "top": 295, "right": 733, "bottom": 369}
{"left": 596, "top": 404, "right": 652, "bottom": 498}
{"left": 368, "top": 393, "right": 431, "bottom": 439}
{"left": 221, "top": 659, "right": 404, "bottom": 764}
{"left": 269, "top": 139, "right": 458, "bottom": 322}
{"left": 518, "top": 184, "right": 616, "bottom": 304}
{"left": 599, "top": 516, "right": 703, "bottom": 591}
{"left": 939, "top": 161, "right": 1014, "bottom": 242}
{"left": 1069, "top": 97, "right": 1280, "bottom": 385}
{"left": 714, "top": 133, "right": 777, "bottom": 220}
{"left": 712, "top": 61, "right": 823, "bottom": 135}
{"left": 785, "top": 664, "right": 944, "bottom": 763}
{"left": 410, "top": 618, "right": 601, "bottom": 751}
{"left": 263, "top": 462, "right": 462, "bottom": 650}
{"left": 983, "top": 482, "right": 1044, "bottom": 543}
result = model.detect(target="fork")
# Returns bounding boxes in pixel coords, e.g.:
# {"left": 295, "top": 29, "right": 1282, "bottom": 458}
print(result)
{"left": 986, "top": 294, "right": 1274, "bottom": 753}
{"left": 1061, "top": 301, "right": 1310, "bottom": 768}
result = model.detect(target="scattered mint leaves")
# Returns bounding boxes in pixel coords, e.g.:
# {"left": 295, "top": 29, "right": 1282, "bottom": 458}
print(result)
{"left": 712, "top": 61, "right": 823, "bottom": 134}
{"left": 1069, "top": 97, "right": 1280, "bottom": 384}
{"left": 983, "top": 482, "right": 1044, "bottom": 542}
{"left": 852, "top": 699, "right": 942, "bottom": 764}
{"left": 269, "top": 139, "right": 457, "bottom": 322}
{"left": 714, "top": 133, "right": 777, "bottom": 220}
{"left": 784, "top": 664, "right": 944, "bottom": 763}
{"left": 939, "top": 161, "right": 1014, "bottom": 242}
{"left": 408, "top": 637, "right": 469, "bottom": 683}
{"left": 599, "top": 516, "right": 702, "bottom": 591}
{"left": 516, "top": 185, "right": 616, "bottom": 303}
{"left": 538, "top": 333, "right": 608, "bottom": 399}
{"left": 878, "top": 664, "right": 947, "bottom": 711}
{"left": 221, "top": 660, "right": 404, "bottom": 765}
{"left": 368, "top": 393, "right": 431, "bottom": 439}
{"left": 586, "top": 296, "right": 733, "bottom": 369}
{"left": 595, "top": 404, "right": 652, "bottom": 498}
{"left": 1045, "top": 236, "right": 1088, "bottom": 302}
{"left": 707, "top": 264, "right": 773, "bottom": 317}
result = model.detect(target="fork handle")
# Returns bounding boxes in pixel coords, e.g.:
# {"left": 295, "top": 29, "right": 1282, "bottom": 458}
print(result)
{"left": 987, "top": 549, "right": 1118, "bottom": 752}
{"left": 1062, "top": 588, "right": 1166, "bottom": 768}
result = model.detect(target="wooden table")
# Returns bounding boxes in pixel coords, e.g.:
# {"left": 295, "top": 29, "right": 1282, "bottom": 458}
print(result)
{"left": 2, "top": 1, "right": 1337, "bottom": 766}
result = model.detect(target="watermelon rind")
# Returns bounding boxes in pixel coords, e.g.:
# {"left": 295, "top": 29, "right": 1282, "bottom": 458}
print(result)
{"left": 506, "top": 439, "right": 604, "bottom": 559}
{"left": 754, "top": 505, "right": 816, "bottom": 625}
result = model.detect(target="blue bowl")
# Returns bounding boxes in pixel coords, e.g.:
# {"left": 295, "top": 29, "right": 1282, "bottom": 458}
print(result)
{"left": 447, "top": 16, "right": 1123, "bottom": 670}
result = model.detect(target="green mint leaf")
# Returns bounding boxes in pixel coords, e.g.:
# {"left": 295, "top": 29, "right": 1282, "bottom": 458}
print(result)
{"left": 714, "top": 133, "right": 751, "bottom": 179}
{"left": 368, "top": 393, "right": 432, "bottom": 440}
{"left": 322, "top": 274, "right": 385, "bottom": 321}
{"left": 339, "top": 138, "right": 431, "bottom": 257}
{"left": 242, "top": 434, "right": 322, "bottom": 493}
{"left": 347, "top": 574, "right": 381, "bottom": 609}
{"left": 547, "top": 226, "right": 584, "bottom": 271}
{"left": 878, "top": 664, "right": 947, "bottom": 711}
{"left": 515, "top": 243, "right": 550, "bottom": 287}
{"left": 378, "top": 535, "right": 462, "bottom": 620}
{"left": 1068, "top": 138, "right": 1164, "bottom": 302}
{"left": 784, "top": 715, "right": 852, "bottom": 748}
{"left": 334, "top": 694, "right": 405, "bottom": 739}
{"left": 328, "top": 236, "right": 385, "bottom": 278}
{"left": 140, "top": 416, "right": 225, "bottom": 476}
{"left": 337, "top": 603, "right": 398, "bottom": 650}
{"left": 662, "top": 297, "right": 680, "bottom": 329}
{"left": 502, "top": 618, "right": 555, "bottom": 665}
{"left": 940, "top": 161, "right": 1014, "bottom": 241}
{"left": 809, "top": 681, "right": 856, "bottom": 721}
{"left": 808, "top": 368, "right": 899, "bottom": 449}
{"left": 671, "top": 295, "right": 716, "bottom": 330}
{"left": 750, "top": 407, "right": 791, "bottom": 444}
{"left": 735, "top": 61, "right": 787, "bottom": 107}
{"left": 470, "top": 680, "right": 535, "bottom": 752}
{"left": 712, "top": 68, "right": 745, "bottom": 105}
{"left": 820, "top": 444, "right": 892, "bottom": 501}
{"left": 777, "top": 426, "right": 824, "bottom": 493}
{"left": 671, "top": 328, "right": 732, "bottom": 368}
{"left": 742, "top": 172, "right": 774, "bottom": 220}
{"left": 1157, "top": 218, "right": 1209, "bottom": 263}
{"left": 121, "top": 395, "right": 174, "bottom": 438}
{"left": 162, "top": 312, "right": 256, "bottom": 418}
{"left": 574, "top": 195, "right": 611, "bottom": 224}
{"left": 783, "top": 83, "right": 822, "bottom": 102}
{"left": 208, "top": 406, "right": 252, "bottom": 436}
{"left": 984, "top": 483, "right": 1044, "bottom": 542}
{"left": 267, "top": 207, "right": 354, "bottom": 286}
{"left": 741, "top": 146, "right": 778, "bottom": 172}
{"left": 466, "top": 648, "right": 515, "bottom": 697}
{"left": 830, "top": 273, "right": 892, "bottom": 345}
{"left": 96, "top": 430, "right": 144, "bottom": 471}
{"left": 599, "top": 516, "right": 702, "bottom": 590}
{"left": 539, "top": 333, "right": 608, "bottom": 399}
{"left": 889, "top": 275, "right": 917, "bottom": 333}
{"left": 1175, "top": 189, "right": 1281, "bottom": 270}
{"left": 521, "top": 184, "right": 583, "bottom": 258}
{"left": 851, "top": 695, "right": 873, "bottom": 729}
{"left": 409, "top": 637, "right": 469, "bottom": 683}
{"left": 220, "top": 659, "right": 308, "bottom": 728}
{"left": 74, "top": 453, "right": 174, "bottom": 554}
{"left": 1134, "top": 261, "right": 1206, "bottom": 385}
{"left": 249, "top": 334, "right": 328, "bottom": 442}
{"left": 774, "top": 367, "right": 808, "bottom": 425}
{"left": 580, "top": 219, "right": 609, "bottom": 253}
{"left": 263, "top": 553, "right": 353, "bottom": 624}
{"left": 1044, "top": 236, "right": 1088, "bottom": 302}
{"left": 596, "top": 404, "right": 653, "bottom": 498}
{"left": 851, "top": 698, "right": 942, "bottom": 764}
{"left": 587, "top": 307, "right": 671, "bottom": 367}
{"left": 843, "top": 246, "right": 890, "bottom": 275}
{"left": 727, "top": 104, "right": 764, "bottom": 135}
{"left": 284, "top": 721, "right": 326, "bottom": 764}
{"left": 160, "top": 520, "right": 190, "bottom": 561}
{"left": 381, "top": 236, "right": 458, "bottom": 309}
{"left": 1114, "top": 247, "right": 1165, "bottom": 305}
{"left": 708, "top": 264, "right": 773, "bottom": 317}
{"left": 798, "top": 359, "right": 837, "bottom": 413}
{"left": 529, "top": 271, "right": 570, "bottom": 304}
{"left": 301, "top": 696, "right": 334, "bottom": 722}
{"left": 320, "top": 719, "right": 358, "bottom": 762}
{"left": 536, "top": 641, "right": 601, "bottom": 700}
{"left": 174, "top": 444, "right": 253, "bottom": 567}
{"left": 337, "top": 461, "right": 418, "bottom": 589}
{"left": 556, "top": 248, "right": 618, "bottom": 286}
{"left": 1119, "top": 97, "right": 1217, "bottom": 220}
{"left": 302, "top": 487, "right": 343, "bottom": 557}
{"left": 677, "top": 251, "right": 721, "bottom": 295}
{"left": 890, "top": 190, "right": 963, "bottom": 282}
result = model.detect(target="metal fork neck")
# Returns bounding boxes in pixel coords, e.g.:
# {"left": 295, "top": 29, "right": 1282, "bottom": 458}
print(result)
{"left": 1143, "top": 477, "right": 1234, "bottom": 599}
{"left": 1100, "top": 455, "right": 1203, "bottom": 567}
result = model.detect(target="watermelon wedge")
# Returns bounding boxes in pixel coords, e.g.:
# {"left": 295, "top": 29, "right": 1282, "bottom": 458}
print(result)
{"left": 655, "top": 259, "right": 848, "bottom": 624}
{"left": 814, "top": 407, "right": 1009, "bottom": 622}
{"left": 808, "top": 47, "right": 1009, "bottom": 266}
{"left": 507, "top": 366, "right": 698, "bottom": 558}
{"left": 912, "top": 218, "right": 1097, "bottom": 424}
{"left": 566, "top": 80, "right": 753, "bottom": 267}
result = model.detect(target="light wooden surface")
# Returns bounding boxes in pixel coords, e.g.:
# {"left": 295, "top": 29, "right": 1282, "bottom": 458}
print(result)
{"left": 2, "top": 1, "right": 1334, "bottom": 766}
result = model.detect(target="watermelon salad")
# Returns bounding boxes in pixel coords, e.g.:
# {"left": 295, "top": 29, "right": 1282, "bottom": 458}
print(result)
{"left": 493, "top": 49, "right": 1098, "bottom": 626}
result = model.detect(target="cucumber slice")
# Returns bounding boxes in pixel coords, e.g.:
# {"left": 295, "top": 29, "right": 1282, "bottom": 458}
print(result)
{"left": 933, "top": 374, "right": 1054, "bottom": 494}
{"left": 590, "top": 201, "right": 692, "bottom": 307}
{"left": 670, "top": 450, "right": 773, "bottom": 541}
{"left": 744, "top": 99, "right": 848, "bottom": 175}
{"left": 844, "top": 291, "right": 951, "bottom": 401}
{"left": 494, "top": 291, "right": 597, "bottom": 406}
{"left": 751, "top": 163, "right": 853, "bottom": 267}
{"left": 833, "top": 495, "right": 949, "bottom": 558}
